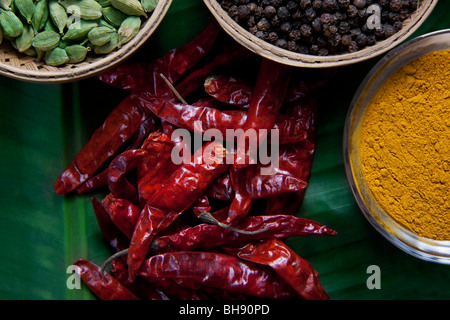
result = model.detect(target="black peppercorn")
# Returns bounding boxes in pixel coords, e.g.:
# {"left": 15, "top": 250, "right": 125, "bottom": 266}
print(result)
{"left": 275, "top": 38, "right": 288, "bottom": 49}
{"left": 270, "top": 0, "right": 283, "bottom": 6}
{"left": 264, "top": 6, "right": 277, "bottom": 19}
{"left": 338, "top": 0, "right": 350, "bottom": 7}
{"left": 348, "top": 41, "right": 358, "bottom": 52}
{"left": 299, "top": 0, "right": 312, "bottom": 9}
{"left": 286, "top": 1, "right": 298, "bottom": 11}
{"left": 309, "top": 44, "right": 319, "bottom": 54}
{"left": 322, "top": 0, "right": 339, "bottom": 12}
{"left": 304, "top": 7, "right": 317, "bottom": 22}
{"left": 341, "top": 34, "right": 352, "bottom": 45}
{"left": 318, "top": 48, "right": 329, "bottom": 56}
{"left": 312, "top": 17, "right": 322, "bottom": 31}
{"left": 247, "top": 15, "right": 256, "bottom": 27}
{"left": 247, "top": 2, "right": 257, "bottom": 13}
{"left": 320, "top": 13, "right": 335, "bottom": 24}
{"left": 355, "top": 32, "right": 367, "bottom": 46}
{"left": 383, "top": 24, "right": 396, "bottom": 38}
{"left": 390, "top": 0, "right": 403, "bottom": 12}
{"left": 280, "top": 21, "right": 292, "bottom": 33}
{"left": 338, "top": 21, "right": 350, "bottom": 33}
{"left": 220, "top": 0, "right": 419, "bottom": 56}
{"left": 329, "top": 33, "right": 342, "bottom": 46}
{"left": 257, "top": 18, "right": 271, "bottom": 31}
{"left": 287, "top": 40, "right": 299, "bottom": 51}
{"left": 237, "top": 5, "right": 251, "bottom": 20}
{"left": 267, "top": 31, "right": 279, "bottom": 43}
{"left": 289, "top": 29, "right": 302, "bottom": 41}
{"left": 312, "top": 0, "right": 322, "bottom": 10}
{"left": 353, "top": 0, "right": 365, "bottom": 9}
{"left": 277, "top": 6, "right": 291, "bottom": 21}
{"left": 300, "top": 24, "right": 313, "bottom": 38}
{"left": 347, "top": 5, "right": 358, "bottom": 18}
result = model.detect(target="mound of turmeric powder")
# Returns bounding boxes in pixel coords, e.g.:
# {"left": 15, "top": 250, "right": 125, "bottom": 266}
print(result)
{"left": 360, "top": 50, "right": 450, "bottom": 241}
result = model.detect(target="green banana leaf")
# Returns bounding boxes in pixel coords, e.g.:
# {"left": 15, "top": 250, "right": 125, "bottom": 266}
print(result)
{"left": 1, "top": 0, "right": 449, "bottom": 300}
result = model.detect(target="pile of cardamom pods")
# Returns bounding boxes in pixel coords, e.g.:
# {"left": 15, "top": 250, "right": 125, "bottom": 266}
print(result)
{"left": 0, "top": 0, "right": 158, "bottom": 66}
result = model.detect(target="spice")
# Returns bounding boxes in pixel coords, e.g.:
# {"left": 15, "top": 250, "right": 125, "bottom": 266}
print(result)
{"left": 220, "top": 0, "right": 420, "bottom": 55}
{"left": 0, "top": 0, "right": 157, "bottom": 66}
{"left": 360, "top": 50, "right": 450, "bottom": 241}
{"left": 55, "top": 24, "right": 337, "bottom": 300}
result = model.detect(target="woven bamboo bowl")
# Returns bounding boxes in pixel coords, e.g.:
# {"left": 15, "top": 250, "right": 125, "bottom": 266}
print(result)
{"left": 204, "top": 0, "right": 438, "bottom": 68}
{"left": 0, "top": 0, "right": 172, "bottom": 83}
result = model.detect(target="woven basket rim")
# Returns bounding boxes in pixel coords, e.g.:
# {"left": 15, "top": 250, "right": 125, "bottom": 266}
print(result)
{"left": 0, "top": 0, "right": 173, "bottom": 83}
{"left": 203, "top": 0, "right": 439, "bottom": 68}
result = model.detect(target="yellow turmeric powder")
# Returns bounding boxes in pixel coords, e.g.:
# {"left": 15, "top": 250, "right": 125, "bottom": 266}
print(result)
{"left": 360, "top": 50, "right": 450, "bottom": 241}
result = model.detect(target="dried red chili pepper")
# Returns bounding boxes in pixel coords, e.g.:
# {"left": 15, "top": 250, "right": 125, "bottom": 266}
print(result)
{"left": 75, "top": 169, "right": 109, "bottom": 194}
{"left": 107, "top": 149, "right": 147, "bottom": 205}
{"left": 110, "top": 258, "right": 169, "bottom": 300}
{"left": 137, "top": 132, "right": 177, "bottom": 202}
{"left": 265, "top": 139, "right": 316, "bottom": 215}
{"left": 151, "top": 278, "right": 206, "bottom": 300}
{"left": 138, "top": 251, "right": 300, "bottom": 299}
{"left": 74, "top": 118, "right": 160, "bottom": 196}
{"left": 138, "top": 93, "right": 247, "bottom": 137}
{"left": 73, "top": 259, "right": 140, "bottom": 300}
{"left": 151, "top": 214, "right": 336, "bottom": 253}
{"left": 145, "top": 141, "right": 229, "bottom": 212}
{"left": 138, "top": 95, "right": 311, "bottom": 145}
{"left": 91, "top": 197, "right": 129, "bottom": 252}
{"left": 102, "top": 194, "right": 141, "bottom": 239}
{"left": 223, "top": 239, "right": 329, "bottom": 300}
{"left": 54, "top": 92, "right": 151, "bottom": 195}
{"left": 204, "top": 75, "right": 253, "bottom": 107}
{"left": 190, "top": 194, "right": 211, "bottom": 217}
{"left": 175, "top": 43, "right": 253, "bottom": 99}
{"left": 127, "top": 141, "right": 230, "bottom": 281}
{"left": 206, "top": 171, "right": 233, "bottom": 201}
{"left": 98, "top": 21, "right": 221, "bottom": 92}
{"left": 234, "top": 58, "right": 292, "bottom": 167}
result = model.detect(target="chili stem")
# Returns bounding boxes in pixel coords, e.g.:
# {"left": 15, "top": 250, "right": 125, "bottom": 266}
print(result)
{"left": 100, "top": 248, "right": 129, "bottom": 276}
{"left": 160, "top": 73, "right": 188, "bottom": 104}
{"left": 198, "top": 211, "right": 269, "bottom": 235}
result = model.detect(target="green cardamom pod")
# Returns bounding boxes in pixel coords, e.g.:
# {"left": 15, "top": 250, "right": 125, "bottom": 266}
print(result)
{"left": 0, "top": 9, "right": 23, "bottom": 37}
{"left": 88, "top": 26, "right": 115, "bottom": 46}
{"left": 15, "top": 23, "right": 34, "bottom": 52}
{"left": 49, "top": 0, "right": 67, "bottom": 34}
{"left": 32, "top": 30, "right": 60, "bottom": 51}
{"left": 117, "top": 15, "right": 140, "bottom": 47}
{"left": 0, "top": 0, "right": 11, "bottom": 11}
{"left": 98, "top": 18, "right": 115, "bottom": 30}
{"left": 62, "top": 19, "right": 97, "bottom": 41}
{"left": 44, "top": 46, "right": 69, "bottom": 66}
{"left": 58, "top": 0, "right": 102, "bottom": 21}
{"left": 101, "top": 5, "right": 126, "bottom": 28}
{"left": 0, "top": 25, "right": 3, "bottom": 45}
{"left": 93, "top": 30, "right": 118, "bottom": 54}
{"left": 44, "top": 18, "right": 58, "bottom": 33}
{"left": 58, "top": 38, "right": 69, "bottom": 48}
{"left": 15, "top": 0, "right": 34, "bottom": 24}
{"left": 95, "top": 0, "right": 110, "bottom": 7}
{"left": 65, "top": 44, "right": 89, "bottom": 63}
{"left": 22, "top": 46, "right": 36, "bottom": 56}
{"left": 32, "top": 0, "right": 49, "bottom": 32}
{"left": 140, "top": 0, "right": 157, "bottom": 13}
{"left": 110, "top": 0, "right": 146, "bottom": 18}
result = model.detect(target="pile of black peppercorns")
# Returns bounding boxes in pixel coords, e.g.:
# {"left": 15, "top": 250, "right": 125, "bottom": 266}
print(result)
{"left": 219, "top": 0, "right": 419, "bottom": 56}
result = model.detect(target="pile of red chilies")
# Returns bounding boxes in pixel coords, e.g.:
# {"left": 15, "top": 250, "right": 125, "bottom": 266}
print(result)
{"left": 54, "top": 21, "right": 337, "bottom": 300}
